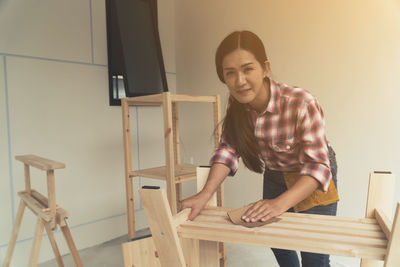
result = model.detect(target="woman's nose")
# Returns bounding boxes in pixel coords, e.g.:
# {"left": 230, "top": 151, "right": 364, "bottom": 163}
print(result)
{"left": 236, "top": 72, "right": 246, "bottom": 86}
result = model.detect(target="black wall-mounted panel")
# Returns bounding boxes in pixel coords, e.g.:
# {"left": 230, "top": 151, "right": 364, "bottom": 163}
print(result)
{"left": 106, "top": 0, "right": 168, "bottom": 106}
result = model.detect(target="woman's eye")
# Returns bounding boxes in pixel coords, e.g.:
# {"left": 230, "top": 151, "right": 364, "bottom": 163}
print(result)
{"left": 244, "top": 67, "right": 253, "bottom": 73}
{"left": 225, "top": 71, "right": 234, "bottom": 76}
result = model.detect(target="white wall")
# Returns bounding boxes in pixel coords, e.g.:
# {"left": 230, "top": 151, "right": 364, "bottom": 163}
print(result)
{"left": 176, "top": 1, "right": 400, "bottom": 265}
{"left": 0, "top": 0, "right": 175, "bottom": 265}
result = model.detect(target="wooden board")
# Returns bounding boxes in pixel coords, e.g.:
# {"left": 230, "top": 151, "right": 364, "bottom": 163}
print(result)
{"left": 177, "top": 206, "right": 388, "bottom": 260}
{"left": 15, "top": 155, "right": 65, "bottom": 171}
{"left": 122, "top": 236, "right": 161, "bottom": 267}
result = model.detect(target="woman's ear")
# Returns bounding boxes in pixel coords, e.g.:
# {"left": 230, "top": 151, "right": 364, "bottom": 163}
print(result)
{"left": 263, "top": 60, "right": 271, "bottom": 78}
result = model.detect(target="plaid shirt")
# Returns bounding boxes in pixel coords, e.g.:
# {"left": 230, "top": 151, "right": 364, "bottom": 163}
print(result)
{"left": 210, "top": 79, "right": 332, "bottom": 192}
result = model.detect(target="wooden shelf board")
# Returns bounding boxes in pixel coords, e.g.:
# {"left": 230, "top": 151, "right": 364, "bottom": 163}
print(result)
{"left": 130, "top": 164, "right": 197, "bottom": 183}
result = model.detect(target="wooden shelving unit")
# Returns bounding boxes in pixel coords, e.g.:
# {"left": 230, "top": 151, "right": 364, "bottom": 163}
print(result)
{"left": 121, "top": 92, "right": 223, "bottom": 239}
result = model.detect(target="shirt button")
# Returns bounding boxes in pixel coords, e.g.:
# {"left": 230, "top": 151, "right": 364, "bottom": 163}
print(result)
{"left": 286, "top": 145, "right": 291, "bottom": 149}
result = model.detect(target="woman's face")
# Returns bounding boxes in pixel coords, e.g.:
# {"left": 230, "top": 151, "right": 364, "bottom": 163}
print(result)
{"left": 222, "top": 49, "right": 269, "bottom": 109}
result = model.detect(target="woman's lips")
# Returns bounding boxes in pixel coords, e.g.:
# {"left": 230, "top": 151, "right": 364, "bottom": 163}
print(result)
{"left": 237, "top": 89, "right": 252, "bottom": 95}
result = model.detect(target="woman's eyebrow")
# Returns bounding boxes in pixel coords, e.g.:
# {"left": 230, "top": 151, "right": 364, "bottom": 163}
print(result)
{"left": 223, "top": 62, "right": 254, "bottom": 70}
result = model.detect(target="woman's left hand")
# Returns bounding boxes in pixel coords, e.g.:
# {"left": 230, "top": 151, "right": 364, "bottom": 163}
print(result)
{"left": 241, "top": 198, "right": 288, "bottom": 223}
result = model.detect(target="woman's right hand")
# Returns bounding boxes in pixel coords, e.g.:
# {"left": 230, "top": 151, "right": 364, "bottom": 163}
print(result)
{"left": 180, "top": 191, "right": 211, "bottom": 221}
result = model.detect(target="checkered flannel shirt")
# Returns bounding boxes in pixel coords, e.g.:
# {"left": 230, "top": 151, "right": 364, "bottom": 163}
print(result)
{"left": 210, "top": 79, "right": 332, "bottom": 192}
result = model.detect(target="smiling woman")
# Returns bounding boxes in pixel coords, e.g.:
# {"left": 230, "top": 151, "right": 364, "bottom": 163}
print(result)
{"left": 181, "top": 30, "right": 339, "bottom": 267}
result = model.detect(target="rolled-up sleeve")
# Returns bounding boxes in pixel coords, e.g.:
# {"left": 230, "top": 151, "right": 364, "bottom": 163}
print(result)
{"left": 297, "top": 99, "right": 332, "bottom": 192}
{"left": 209, "top": 138, "right": 240, "bottom": 176}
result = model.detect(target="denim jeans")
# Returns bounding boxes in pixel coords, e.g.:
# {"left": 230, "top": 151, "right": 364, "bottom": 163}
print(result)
{"left": 263, "top": 146, "right": 338, "bottom": 267}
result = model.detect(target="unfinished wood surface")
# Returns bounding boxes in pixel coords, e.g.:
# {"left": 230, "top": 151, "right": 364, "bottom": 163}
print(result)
{"left": 122, "top": 236, "right": 161, "bottom": 267}
{"left": 29, "top": 219, "right": 45, "bottom": 267}
{"left": 47, "top": 170, "right": 57, "bottom": 230}
{"left": 140, "top": 188, "right": 186, "bottom": 267}
{"left": 3, "top": 200, "right": 26, "bottom": 267}
{"left": 30, "top": 190, "right": 69, "bottom": 227}
{"left": 176, "top": 206, "right": 388, "bottom": 260}
{"left": 121, "top": 98, "right": 136, "bottom": 239}
{"left": 171, "top": 94, "right": 217, "bottom": 103}
{"left": 362, "top": 172, "right": 395, "bottom": 267}
{"left": 24, "top": 164, "right": 31, "bottom": 193}
{"left": 162, "top": 92, "right": 177, "bottom": 215}
{"left": 18, "top": 191, "right": 52, "bottom": 222}
{"left": 15, "top": 155, "right": 65, "bottom": 171}
{"left": 172, "top": 102, "right": 182, "bottom": 212}
{"left": 375, "top": 208, "right": 392, "bottom": 240}
{"left": 61, "top": 223, "right": 83, "bottom": 267}
{"left": 180, "top": 237, "right": 200, "bottom": 267}
{"left": 125, "top": 93, "right": 163, "bottom": 104}
{"left": 384, "top": 203, "right": 400, "bottom": 267}
{"left": 44, "top": 223, "right": 64, "bottom": 267}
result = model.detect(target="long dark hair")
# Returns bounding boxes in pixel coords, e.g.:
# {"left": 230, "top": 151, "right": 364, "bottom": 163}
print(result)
{"left": 215, "top": 31, "right": 268, "bottom": 173}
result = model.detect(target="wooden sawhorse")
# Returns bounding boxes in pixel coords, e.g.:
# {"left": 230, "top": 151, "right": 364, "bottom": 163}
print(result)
{"left": 138, "top": 169, "right": 399, "bottom": 267}
{"left": 3, "top": 155, "right": 82, "bottom": 267}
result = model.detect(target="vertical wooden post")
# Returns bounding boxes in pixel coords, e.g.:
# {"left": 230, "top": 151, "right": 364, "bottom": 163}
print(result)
{"left": 197, "top": 167, "right": 219, "bottom": 267}
{"left": 213, "top": 95, "right": 227, "bottom": 267}
{"left": 384, "top": 203, "right": 400, "bottom": 267}
{"left": 361, "top": 172, "right": 395, "bottom": 267}
{"left": 3, "top": 200, "right": 26, "bottom": 267}
{"left": 172, "top": 102, "right": 182, "bottom": 212}
{"left": 162, "top": 92, "right": 177, "bottom": 215}
{"left": 122, "top": 98, "right": 136, "bottom": 238}
{"left": 29, "top": 218, "right": 45, "bottom": 267}
{"left": 24, "top": 164, "right": 31, "bottom": 194}
{"left": 47, "top": 170, "right": 57, "bottom": 230}
{"left": 139, "top": 188, "right": 186, "bottom": 267}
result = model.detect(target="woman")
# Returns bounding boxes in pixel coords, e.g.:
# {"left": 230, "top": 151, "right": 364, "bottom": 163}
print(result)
{"left": 181, "top": 30, "right": 339, "bottom": 267}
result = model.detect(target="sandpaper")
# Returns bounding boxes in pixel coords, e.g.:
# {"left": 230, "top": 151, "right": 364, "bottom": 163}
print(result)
{"left": 227, "top": 205, "right": 281, "bottom": 228}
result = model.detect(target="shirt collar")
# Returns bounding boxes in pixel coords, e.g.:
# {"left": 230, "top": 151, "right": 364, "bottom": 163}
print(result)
{"left": 265, "top": 79, "right": 280, "bottom": 114}
{"left": 245, "top": 79, "right": 281, "bottom": 115}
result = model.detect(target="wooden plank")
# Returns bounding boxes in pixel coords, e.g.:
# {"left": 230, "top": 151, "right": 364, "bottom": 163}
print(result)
{"left": 375, "top": 208, "right": 392, "bottom": 240}
{"left": 162, "top": 92, "right": 177, "bottom": 215}
{"left": 173, "top": 208, "right": 190, "bottom": 228}
{"left": 44, "top": 222, "right": 64, "bottom": 267}
{"left": 362, "top": 172, "right": 395, "bottom": 267}
{"left": 61, "top": 222, "right": 83, "bottom": 267}
{"left": 178, "top": 224, "right": 387, "bottom": 260}
{"left": 171, "top": 94, "right": 217, "bottom": 103}
{"left": 121, "top": 237, "right": 161, "bottom": 267}
{"left": 3, "top": 200, "right": 26, "bottom": 267}
{"left": 384, "top": 203, "right": 400, "bottom": 267}
{"left": 180, "top": 237, "right": 199, "bottom": 267}
{"left": 193, "top": 214, "right": 385, "bottom": 239}
{"left": 15, "top": 154, "right": 65, "bottom": 170}
{"left": 47, "top": 170, "right": 57, "bottom": 230}
{"left": 124, "top": 93, "right": 163, "bottom": 104}
{"left": 121, "top": 98, "right": 136, "bottom": 239}
{"left": 180, "top": 220, "right": 387, "bottom": 248}
{"left": 139, "top": 188, "right": 186, "bottom": 267}
{"left": 24, "top": 164, "right": 31, "bottom": 194}
{"left": 130, "top": 164, "right": 196, "bottom": 180}
{"left": 29, "top": 218, "right": 45, "bottom": 267}
{"left": 18, "top": 192, "right": 52, "bottom": 222}
{"left": 200, "top": 240, "right": 219, "bottom": 267}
